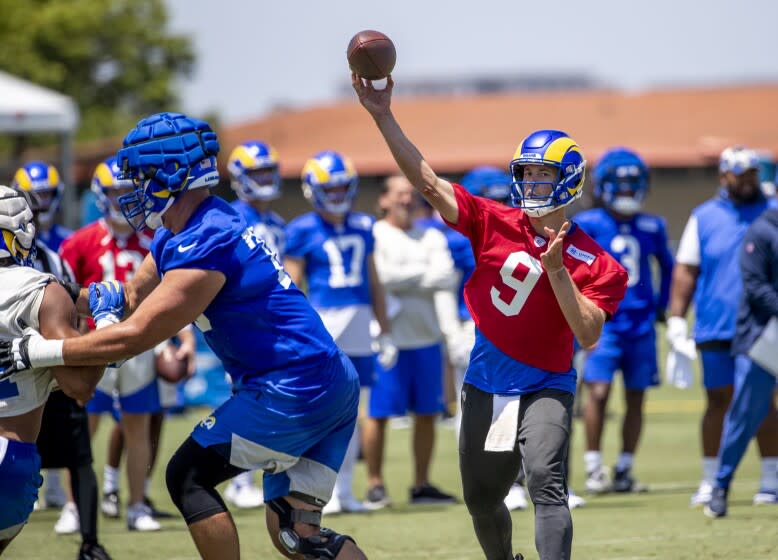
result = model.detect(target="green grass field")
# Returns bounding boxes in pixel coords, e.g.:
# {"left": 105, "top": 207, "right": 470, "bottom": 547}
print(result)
{"left": 11, "top": 375, "right": 777, "bottom": 559}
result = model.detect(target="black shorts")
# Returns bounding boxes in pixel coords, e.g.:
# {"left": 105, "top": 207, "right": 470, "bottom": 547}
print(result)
{"left": 36, "top": 391, "right": 93, "bottom": 468}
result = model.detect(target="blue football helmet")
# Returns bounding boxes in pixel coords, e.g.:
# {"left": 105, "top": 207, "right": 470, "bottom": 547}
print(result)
{"left": 509, "top": 130, "right": 586, "bottom": 217}
{"left": 301, "top": 151, "right": 358, "bottom": 215}
{"left": 461, "top": 166, "right": 512, "bottom": 204}
{"left": 0, "top": 185, "right": 36, "bottom": 267}
{"left": 11, "top": 161, "right": 64, "bottom": 225}
{"left": 91, "top": 157, "right": 135, "bottom": 223}
{"left": 115, "top": 112, "right": 220, "bottom": 231}
{"left": 593, "top": 147, "right": 650, "bottom": 216}
{"left": 227, "top": 140, "right": 281, "bottom": 201}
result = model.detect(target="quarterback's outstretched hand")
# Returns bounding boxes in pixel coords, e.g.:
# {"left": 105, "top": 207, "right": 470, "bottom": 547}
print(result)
{"left": 541, "top": 221, "right": 571, "bottom": 274}
{"left": 89, "top": 280, "right": 125, "bottom": 328}
{"left": 352, "top": 72, "right": 393, "bottom": 119}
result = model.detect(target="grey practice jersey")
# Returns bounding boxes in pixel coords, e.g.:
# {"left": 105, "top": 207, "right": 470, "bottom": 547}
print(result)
{"left": 0, "top": 265, "right": 56, "bottom": 417}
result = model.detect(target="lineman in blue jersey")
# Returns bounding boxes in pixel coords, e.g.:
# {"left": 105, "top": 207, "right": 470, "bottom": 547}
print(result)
{"left": 11, "top": 161, "right": 72, "bottom": 252}
{"left": 574, "top": 148, "right": 674, "bottom": 495}
{"left": 668, "top": 146, "right": 778, "bottom": 508}
{"left": 227, "top": 140, "right": 287, "bottom": 258}
{"left": 284, "top": 150, "right": 395, "bottom": 516}
{"left": 0, "top": 113, "right": 367, "bottom": 560}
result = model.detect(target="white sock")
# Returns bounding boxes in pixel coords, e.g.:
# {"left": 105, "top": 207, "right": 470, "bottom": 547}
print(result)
{"left": 584, "top": 451, "right": 602, "bottom": 474}
{"left": 615, "top": 452, "right": 634, "bottom": 472}
{"left": 335, "top": 425, "right": 360, "bottom": 501}
{"left": 144, "top": 478, "right": 151, "bottom": 497}
{"left": 760, "top": 457, "right": 778, "bottom": 492}
{"left": 103, "top": 465, "right": 119, "bottom": 494}
{"left": 232, "top": 470, "right": 254, "bottom": 489}
{"left": 702, "top": 457, "right": 718, "bottom": 486}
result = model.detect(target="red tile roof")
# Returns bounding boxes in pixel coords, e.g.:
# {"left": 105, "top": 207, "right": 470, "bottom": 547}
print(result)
{"left": 221, "top": 83, "right": 778, "bottom": 177}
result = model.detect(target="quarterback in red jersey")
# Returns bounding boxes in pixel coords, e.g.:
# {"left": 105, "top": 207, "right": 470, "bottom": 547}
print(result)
{"left": 354, "top": 74, "right": 627, "bottom": 560}
{"left": 59, "top": 158, "right": 162, "bottom": 532}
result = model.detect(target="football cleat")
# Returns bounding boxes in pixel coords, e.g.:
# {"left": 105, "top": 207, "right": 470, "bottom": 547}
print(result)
{"left": 504, "top": 483, "right": 529, "bottom": 511}
{"left": 752, "top": 489, "right": 778, "bottom": 505}
{"left": 584, "top": 466, "right": 612, "bottom": 495}
{"left": 322, "top": 494, "right": 369, "bottom": 515}
{"left": 127, "top": 503, "right": 161, "bottom": 531}
{"left": 364, "top": 484, "right": 392, "bottom": 510}
{"left": 612, "top": 467, "right": 647, "bottom": 493}
{"left": 567, "top": 490, "right": 586, "bottom": 509}
{"left": 78, "top": 542, "right": 113, "bottom": 560}
{"left": 224, "top": 480, "right": 264, "bottom": 509}
{"left": 100, "top": 491, "right": 121, "bottom": 519}
{"left": 703, "top": 487, "right": 728, "bottom": 518}
{"left": 144, "top": 496, "right": 175, "bottom": 519}
{"left": 409, "top": 483, "right": 457, "bottom": 505}
{"left": 54, "top": 502, "right": 80, "bottom": 535}
{"left": 690, "top": 480, "right": 713, "bottom": 508}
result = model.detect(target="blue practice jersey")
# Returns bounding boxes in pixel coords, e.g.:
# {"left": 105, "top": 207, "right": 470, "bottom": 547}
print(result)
{"left": 285, "top": 211, "right": 375, "bottom": 308}
{"left": 575, "top": 208, "right": 673, "bottom": 336}
{"left": 416, "top": 216, "right": 476, "bottom": 321}
{"left": 150, "top": 196, "right": 337, "bottom": 393}
{"left": 230, "top": 199, "right": 286, "bottom": 258}
{"left": 38, "top": 223, "right": 72, "bottom": 252}
{"left": 684, "top": 191, "right": 775, "bottom": 343}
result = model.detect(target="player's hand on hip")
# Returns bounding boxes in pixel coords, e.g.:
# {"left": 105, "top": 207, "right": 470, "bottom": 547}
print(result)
{"left": 352, "top": 72, "right": 393, "bottom": 118}
{"left": 377, "top": 333, "right": 399, "bottom": 370}
{"left": 541, "top": 221, "right": 570, "bottom": 274}
{"left": 88, "top": 280, "right": 126, "bottom": 328}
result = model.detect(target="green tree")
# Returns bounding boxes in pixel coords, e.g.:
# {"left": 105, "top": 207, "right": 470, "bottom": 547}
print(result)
{"left": 0, "top": 0, "right": 194, "bottom": 140}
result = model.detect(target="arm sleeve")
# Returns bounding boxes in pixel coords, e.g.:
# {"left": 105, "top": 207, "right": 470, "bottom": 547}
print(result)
{"left": 675, "top": 214, "right": 700, "bottom": 266}
{"left": 741, "top": 224, "right": 778, "bottom": 318}
{"left": 655, "top": 218, "right": 675, "bottom": 311}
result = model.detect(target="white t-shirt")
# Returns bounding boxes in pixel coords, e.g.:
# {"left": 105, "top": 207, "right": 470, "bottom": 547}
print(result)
{"left": 373, "top": 220, "right": 456, "bottom": 349}
{"left": 676, "top": 215, "right": 701, "bottom": 266}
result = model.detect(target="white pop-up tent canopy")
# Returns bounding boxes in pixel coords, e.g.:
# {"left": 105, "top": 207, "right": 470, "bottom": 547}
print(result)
{"left": 0, "top": 70, "right": 80, "bottom": 227}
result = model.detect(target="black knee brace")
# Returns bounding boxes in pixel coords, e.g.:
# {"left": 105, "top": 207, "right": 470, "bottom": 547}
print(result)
{"left": 268, "top": 498, "right": 355, "bottom": 559}
{"left": 166, "top": 437, "right": 243, "bottom": 524}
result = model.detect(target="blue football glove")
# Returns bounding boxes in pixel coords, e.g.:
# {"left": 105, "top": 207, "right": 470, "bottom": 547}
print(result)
{"left": 88, "top": 280, "right": 126, "bottom": 328}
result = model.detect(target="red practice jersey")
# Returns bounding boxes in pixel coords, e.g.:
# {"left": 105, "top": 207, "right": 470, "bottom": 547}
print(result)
{"left": 60, "top": 220, "right": 153, "bottom": 327}
{"left": 445, "top": 184, "right": 628, "bottom": 373}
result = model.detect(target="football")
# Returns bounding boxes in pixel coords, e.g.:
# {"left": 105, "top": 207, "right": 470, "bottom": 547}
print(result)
{"left": 155, "top": 343, "right": 189, "bottom": 383}
{"left": 347, "top": 30, "right": 396, "bottom": 80}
